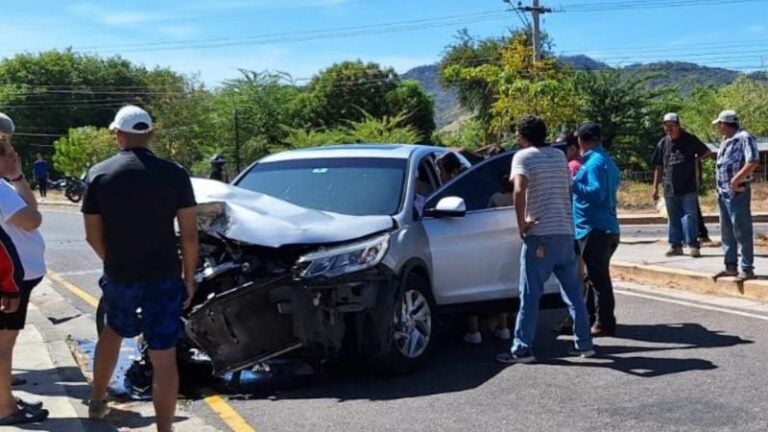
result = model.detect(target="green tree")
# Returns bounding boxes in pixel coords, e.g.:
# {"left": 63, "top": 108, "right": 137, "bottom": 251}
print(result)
{"left": 717, "top": 76, "right": 768, "bottom": 137}
{"left": 570, "top": 70, "right": 674, "bottom": 168}
{"left": 346, "top": 112, "right": 421, "bottom": 144}
{"left": 434, "top": 118, "right": 485, "bottom": 150}
{"left": 0, "top": 50, "right": 204, "bottom": 167}
{"left": 439, "top": 30, "right": 505, "bottom": 132}
{"left": 52, "top": 127, "right": 115, "bottom": 177}
{"left": 144, "top": 71, "right": 216, "bottom": 169}
{"left": 384, "top": 80, "right": 436, "bottom": 142}
{"left": 301, "top": 61, "right": 400, "bottom": 128}
{"left": 679, "top": 86, "right": 721, "bottom": 143}
{"left": 440, "top": 30, "right": 577, "bottom": 139}
{"left": 298, "top": 61, "right": 435, "bottom": 141}
{"left": 211, "top": 70, "right": 302, "bottom": 166}
{"left": 0, "top": 50, "right": 193, "bottom": 163}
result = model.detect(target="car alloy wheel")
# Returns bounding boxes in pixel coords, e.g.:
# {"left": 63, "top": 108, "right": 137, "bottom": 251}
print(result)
{"left": 393, "top": 289, "right": 432, "bottom": 359}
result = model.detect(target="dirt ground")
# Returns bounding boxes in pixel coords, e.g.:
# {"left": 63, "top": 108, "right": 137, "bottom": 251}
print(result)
{"left": 618, "top": 181, "right": 768, "bottom": 214}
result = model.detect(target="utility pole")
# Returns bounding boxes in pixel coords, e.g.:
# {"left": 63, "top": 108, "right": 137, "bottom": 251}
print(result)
{"left": 511, "top": 0, "right": 553, "bottom": 62}
{"left": 234, "top": 109, "right": 241, "bottom": 174}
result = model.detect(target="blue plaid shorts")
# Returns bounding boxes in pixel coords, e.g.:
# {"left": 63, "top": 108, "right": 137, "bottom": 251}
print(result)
{"left": 99, "top": 276, "right": 185, "bottom": 350}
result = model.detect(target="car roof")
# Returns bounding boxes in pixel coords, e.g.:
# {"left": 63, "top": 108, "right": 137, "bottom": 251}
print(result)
{"left": 258, "top": 144, "right": 438, "bottom": 163}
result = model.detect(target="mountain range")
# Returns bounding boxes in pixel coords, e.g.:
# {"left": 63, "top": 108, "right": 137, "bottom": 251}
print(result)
{"left": 402, "top": 55, "right": 765, "bottom": 129}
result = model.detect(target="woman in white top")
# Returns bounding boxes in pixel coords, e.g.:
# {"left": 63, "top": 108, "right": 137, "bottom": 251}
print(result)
{"left": 0, "top": 115, "right": 48, "bottom": 426}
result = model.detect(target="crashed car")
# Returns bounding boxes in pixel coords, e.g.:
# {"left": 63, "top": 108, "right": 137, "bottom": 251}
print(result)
{"left": 184, "top": 144, "right": 563, "bottom": 375}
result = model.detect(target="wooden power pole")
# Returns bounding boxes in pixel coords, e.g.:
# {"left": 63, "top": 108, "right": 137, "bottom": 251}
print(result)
{"left": 514, "top": 0, "right": 553, "bottom": 61}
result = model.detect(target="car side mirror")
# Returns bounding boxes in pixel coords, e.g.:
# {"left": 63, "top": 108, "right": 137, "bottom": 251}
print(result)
{"left": 426, "top": 196, "right": 466, "bottom": 218}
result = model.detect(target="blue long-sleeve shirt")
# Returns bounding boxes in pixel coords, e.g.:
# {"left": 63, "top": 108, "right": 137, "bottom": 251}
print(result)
{"left": 572, "top": 145, "right": 620, "bottom": 240}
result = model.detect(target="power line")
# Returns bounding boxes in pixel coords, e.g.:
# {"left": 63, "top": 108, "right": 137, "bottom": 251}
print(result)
{"left": 1, "top": 11, "right": 510, "bottom": 56}
{"left": 557, "top": 0, "right": 767, "bottom": 12}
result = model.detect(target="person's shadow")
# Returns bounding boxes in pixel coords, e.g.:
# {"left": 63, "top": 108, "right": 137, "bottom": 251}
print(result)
{"left": 541, "top": 323, "right": 752, "bottom": 377}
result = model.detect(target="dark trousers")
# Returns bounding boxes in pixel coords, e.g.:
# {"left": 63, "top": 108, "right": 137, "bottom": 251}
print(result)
{"left": 696, "top": 200, "right": 708, "bottom": 239}
{"left": 36, "top": 177, "right": 47, "bottom": 198}
{"left": 581, "top": 230, "right": 620, "bottom": 329}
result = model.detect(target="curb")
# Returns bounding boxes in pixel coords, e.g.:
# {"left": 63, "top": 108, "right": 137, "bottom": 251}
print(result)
{"left": 40, "top": 202, "right": 79, "bottom": 210}
{"left": 611, "top": 260, "right": 768, "bottom": 302}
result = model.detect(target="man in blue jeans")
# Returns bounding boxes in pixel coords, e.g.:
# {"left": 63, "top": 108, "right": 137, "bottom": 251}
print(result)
{"left": 497, "top": 116, "right": 594, "bottom": 364}
{"left": 651, "top": 113, "right": 711, "bottom": 258}
{"left": 711, "top": 110, "right": 759, "bottom": 281}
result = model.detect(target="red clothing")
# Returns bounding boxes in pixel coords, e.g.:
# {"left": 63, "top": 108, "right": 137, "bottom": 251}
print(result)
{"left": 0, "top": 226, "right": 23, "bottom": 298}
{"left": 568, "top": 159, "right": 583, "bottom": 178}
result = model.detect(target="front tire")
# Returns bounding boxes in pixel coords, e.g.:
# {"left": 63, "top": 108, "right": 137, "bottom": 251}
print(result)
{"left": 376, "top": 273, "right": 438, "bottom": 374}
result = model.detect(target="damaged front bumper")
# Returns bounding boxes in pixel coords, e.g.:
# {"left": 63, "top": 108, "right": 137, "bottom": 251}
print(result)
{"left": 184, "top": 266, "right": 398, "bottom": 375}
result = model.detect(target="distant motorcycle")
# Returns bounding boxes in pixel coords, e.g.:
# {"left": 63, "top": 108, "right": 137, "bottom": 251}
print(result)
{"left": 63, "top": 177, "right": 86, "bottom": 203}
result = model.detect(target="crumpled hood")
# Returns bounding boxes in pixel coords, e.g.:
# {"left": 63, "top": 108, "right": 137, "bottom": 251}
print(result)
{"left": 192, "top": 178, "right": 395, "bottom": 248}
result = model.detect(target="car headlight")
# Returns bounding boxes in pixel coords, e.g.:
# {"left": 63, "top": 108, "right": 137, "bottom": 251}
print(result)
{"left": 296, "top": 233, "right": 390, "bottom": 279}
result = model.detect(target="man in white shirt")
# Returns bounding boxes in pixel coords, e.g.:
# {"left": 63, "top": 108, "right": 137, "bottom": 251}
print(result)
{"left": 0, "top": 113, "right": 48, "bottom": 426}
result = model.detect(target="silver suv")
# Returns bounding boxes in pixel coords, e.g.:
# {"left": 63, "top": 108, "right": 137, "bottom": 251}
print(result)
{"left": 186, "top": 144, "right": 562, "bottom": 374}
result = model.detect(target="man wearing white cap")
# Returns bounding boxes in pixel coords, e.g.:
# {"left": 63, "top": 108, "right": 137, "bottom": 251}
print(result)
{"left": 651, "top": 113, "right": 711, "bottom": 258}
{"left": 711, "top": 110, "right": 759, "bottom": 281}
{"left": 83, "top": 105, "right": 198, "bottom": 432}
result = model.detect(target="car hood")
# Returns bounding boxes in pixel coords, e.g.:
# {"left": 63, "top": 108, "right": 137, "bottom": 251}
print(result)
{"left": 192, "top": 178, "right": 395, "bottom": 248}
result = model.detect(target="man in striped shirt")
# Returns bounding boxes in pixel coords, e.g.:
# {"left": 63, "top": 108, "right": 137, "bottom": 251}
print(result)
{"left": 497, "top": 116, "right": 594, "bottom": 364}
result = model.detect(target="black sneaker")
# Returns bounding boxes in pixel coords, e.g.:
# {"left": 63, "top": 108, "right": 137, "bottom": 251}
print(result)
{"left": 665, "top": 247, "right": 683, "bottom": 257}
{"left": 712, "top": 269, "right": 738, "bottom": 281}
{"left": 496, "top": 350, "right": 535, "bottom": 364}
{"left": 737, "top": 270, "right": 756, "bottom": 281}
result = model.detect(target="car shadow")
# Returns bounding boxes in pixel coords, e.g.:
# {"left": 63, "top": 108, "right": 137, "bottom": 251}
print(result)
{"left": 539, "top": 322, "right": 752, "bottom": 378}
{"left": 245, "top": 321, "right": 751, "bottom": 401}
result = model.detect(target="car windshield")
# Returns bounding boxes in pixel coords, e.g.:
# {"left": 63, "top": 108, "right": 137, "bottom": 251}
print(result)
{"left": 236, "top": 157, "right": 406, "bottom": 216}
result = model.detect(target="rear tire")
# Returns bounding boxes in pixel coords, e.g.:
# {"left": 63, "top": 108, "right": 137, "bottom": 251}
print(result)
{"left": 376, "top": 273, "right": 438, "bottom": 374}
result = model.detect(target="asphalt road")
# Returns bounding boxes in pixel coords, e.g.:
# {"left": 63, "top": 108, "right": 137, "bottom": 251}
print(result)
{"left": 39, "top": 209, "right": 768, "bottom": 432}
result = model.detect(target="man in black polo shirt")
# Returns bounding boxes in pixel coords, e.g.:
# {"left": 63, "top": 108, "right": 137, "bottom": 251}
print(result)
{"left": 652, "top": 113, "right": 711, "bottom": 258}
{"left": 82, "top": 105, "right": 198, "bottom": 432}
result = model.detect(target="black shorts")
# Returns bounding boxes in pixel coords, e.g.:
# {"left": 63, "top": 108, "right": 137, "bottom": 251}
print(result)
{"left": 574, "top": 240, "right": 582, "bottom": 257}
{"left": 0, "top": 278, "right": 42, "bottom": 330}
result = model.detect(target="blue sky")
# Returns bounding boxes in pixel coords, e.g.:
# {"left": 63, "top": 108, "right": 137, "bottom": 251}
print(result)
{"left": 2, "top": 0, "right": 766, "bottom": 85}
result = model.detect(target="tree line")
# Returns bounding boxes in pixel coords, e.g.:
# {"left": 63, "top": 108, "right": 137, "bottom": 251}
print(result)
{"left": 1, "top": 31, "right": 765, "bottom": 179}
{"left": 438, "top": 29, "right": 768, "bottom": 171}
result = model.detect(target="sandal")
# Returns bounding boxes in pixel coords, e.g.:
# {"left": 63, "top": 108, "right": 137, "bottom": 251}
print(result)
{"left": 0, "top": 407, "right": 49, "bottom": 425}
{"left": 16, "top": 397, "right": 43, "bottom": 410}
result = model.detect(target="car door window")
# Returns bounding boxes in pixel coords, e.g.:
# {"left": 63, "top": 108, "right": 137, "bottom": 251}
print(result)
{"left": 427, "top": 152, "right": 515, "bottom": 212}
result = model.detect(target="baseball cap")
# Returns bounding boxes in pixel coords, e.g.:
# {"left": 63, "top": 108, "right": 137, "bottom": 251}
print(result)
{"left": 663, "top": 113, "right": 680, "bottom": 123}
{"left": 712, "top": 110, "right": 738, "bottom": 125}
{"left": 576, "top": 122, "right": 602, "bottom": 142}
{"left": 109, "top": 105, "right": 153, "bottom": 134}
{"left": 0, "top": 112, "right": 15, "bottom": 135}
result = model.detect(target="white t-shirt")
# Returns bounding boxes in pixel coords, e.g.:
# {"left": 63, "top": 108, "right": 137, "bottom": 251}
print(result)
{"left": 0, "top": 181, "right": 46, "bottom": 280}
{"left": 510, "top": 146, "right": 574, "bottom": 237}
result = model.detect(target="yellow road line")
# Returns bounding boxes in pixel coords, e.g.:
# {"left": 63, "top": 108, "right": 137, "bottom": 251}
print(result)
{"left": 203, "top": 394, "right": 257, "bottom": 432}
{"left": 47, "top": 270, "right": 99, "bottom": 308}
{"left": 46, "top": 270, "right": 256, "bottom": 432}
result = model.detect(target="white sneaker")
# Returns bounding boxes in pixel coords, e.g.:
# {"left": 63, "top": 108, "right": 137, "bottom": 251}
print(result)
{"left": 570, "top": 349, "right": 596, "bottom": 358}
{"left": 463, "top": 331, "right": 482, "bottom": 344}
{"left": 494, "top": 328, "right": 511, "bottom": 340}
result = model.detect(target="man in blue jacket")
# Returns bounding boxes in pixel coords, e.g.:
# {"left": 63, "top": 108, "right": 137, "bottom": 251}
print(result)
{"left": 572, "top": 123, "right": 621, "bottom": 337}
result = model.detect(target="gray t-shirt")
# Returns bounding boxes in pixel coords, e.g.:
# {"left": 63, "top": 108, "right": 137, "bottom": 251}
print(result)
{"left": 510, "top": 146, "right": 574, "bottom": 237}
